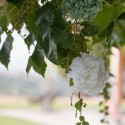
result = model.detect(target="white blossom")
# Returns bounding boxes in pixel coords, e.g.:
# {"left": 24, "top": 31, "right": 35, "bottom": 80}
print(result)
{"left": 67, "top": 53, "right": 109, "bottom": 95}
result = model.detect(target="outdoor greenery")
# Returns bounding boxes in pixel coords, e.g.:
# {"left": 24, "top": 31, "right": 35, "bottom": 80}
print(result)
{"left": 1, "top": 0, "right": 125, "bottom": 125}
{"left": 0, "top": 103, "right": 40, "bottom": 109}
{"left": 0, "top": 116, "right": 42, "bottom": 125}
{"left": 0, "top": 0, "right": 124, "bottom": 75}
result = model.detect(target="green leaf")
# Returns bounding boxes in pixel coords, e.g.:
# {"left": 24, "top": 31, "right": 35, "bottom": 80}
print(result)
{"left": 79, "top": 116, "right": 85, "bottom": 122}
{"left": 94, "top": 4, "right": 124, "bottom": 33}
{"left": 83, "top": 103, "right": 87, "bottom": 108}
{"left": 99, "top": 109, "right": 105, "bottom": 113}
{"left": 42, "top": 31, "right": 58, "bottom": 64}
{"left": 0, "top": 27, "right": 2, "bottom": 43}
{"left": 52, "top": 7, "right": 71, "bottom": 49}
{"left": 69, "top": 78, "right": 74, "bottom": 86}
{"left": 99, "top": 21, "right": 114, "bottom": 38}
{"left": 0, "top": 35, "right": 13, "bottom": 68}
{"left": 5, "top": 3, "right": 18, "bottom": 24}
{"left": 47, "top": 39, "right": 58, "bottom": 64}
{"left": 35, "top": 3, "right": 54, "bottom": 26}
{"left": 26, "top": 45, "right": 47, "bottom": 77}
{"left": 100, "top": 119, "right": 109, "bottom": 124}
{"left": 31, "top": 46, "right": 44, "bottom": 67}
{"left": 100, "top": 21, "right": 114, "bottom": 47}
{"left": 99, "top": 101, "right": 103, "bottom": 106}
{"left": 81, "top": 21, "right": 99, "bottom": 36}
{"left": 75, "top": 99, "right": 83, "bottom": 111}
{"left": 100, "top": 119, "right": 105, "bottom": 123}
{"left": 35, "top": 4, "right": 58, "bottom": 64}
{"left": 35, "top": 3, "right": 71, "bottom": 65}
{"left": 52, "top": 28, "right": 71, "bottom": 49}
{"left": 82, "top": 121, "right": 89, "bottom": 125}
{"left": 24, "top": 33, "right": 35, "bottom": 50}
{"left": 35, "top": 3, "right": 54, "bottom": 41}
{"left": 27, "top": 57, "right": 47, "bottom": 76}
{"left": 26, "top": 12, "right": 42, "bottom": 42}
{"left": 105, "top": 83, "right": 112, "bottom": 88}
{"left": 26, "top": 57, "right": 32, "bottom": 74}
{"left": 0, "top": 15, "right": 8, "bottom": 31}
{"left": 53, "top": 7, "right": 67, "bottom": 30}
{"left": 35, "top": 3, "right": 54, "bottom": 48}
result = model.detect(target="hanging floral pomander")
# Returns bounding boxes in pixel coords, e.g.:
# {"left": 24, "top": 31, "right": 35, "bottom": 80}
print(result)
{"left": 61, "top": 0, "right": 103, "bottom": 20}
{"left": 67, "top": 53, "right": 109, "bottom": 95}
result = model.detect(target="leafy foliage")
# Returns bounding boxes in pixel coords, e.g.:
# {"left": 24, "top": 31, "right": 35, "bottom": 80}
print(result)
{"left": 99, "top": 83, "right": 112, "bottom": 123}
{"left": 26, "top": 45, "right": 47, "bottom": 76}
{"left": 0, "top": 35, "right": 13, "bottom": 68}
{"left": 71, "top": 93, "right": 88, "bottom": 125}
{"left": 24, "top": 33, "right": 35, "bottom": 50}
{"left": 1, "top": 0, "right": 125, "bottom": 124}
{"left": 0, "top": 0, "right": 125, "bottom": 76}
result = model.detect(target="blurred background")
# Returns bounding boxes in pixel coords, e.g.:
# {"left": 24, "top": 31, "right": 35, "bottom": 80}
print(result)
{"left": 0, "top": 29, "right": 125, "bottom": 125}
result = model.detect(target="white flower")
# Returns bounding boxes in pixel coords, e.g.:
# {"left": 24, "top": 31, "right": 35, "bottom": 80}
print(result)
{"left": 67, "top": 53, "right": 109, "bottom": 95}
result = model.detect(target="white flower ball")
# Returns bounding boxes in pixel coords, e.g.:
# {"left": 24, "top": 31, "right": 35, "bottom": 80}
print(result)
{"left": 67, "top": 53, "right": 109, "bottom": 95}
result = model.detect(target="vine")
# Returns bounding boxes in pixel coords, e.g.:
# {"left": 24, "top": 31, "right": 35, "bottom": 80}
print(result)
{"left": 71, "top": 93, "right": 88, "bottom": 125}
{"left": 99, "top": 83, "right": 112, "bottom": 124}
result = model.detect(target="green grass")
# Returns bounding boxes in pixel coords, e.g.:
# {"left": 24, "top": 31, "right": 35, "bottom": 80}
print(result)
{"left": 0, "top": 103, "right": 40, "bottom": 109}
{"left": 0, "top": 116, "right": 42, "bottom": 125}
{"left": 0, "top": 100, "right": 99, "bottom": 110}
